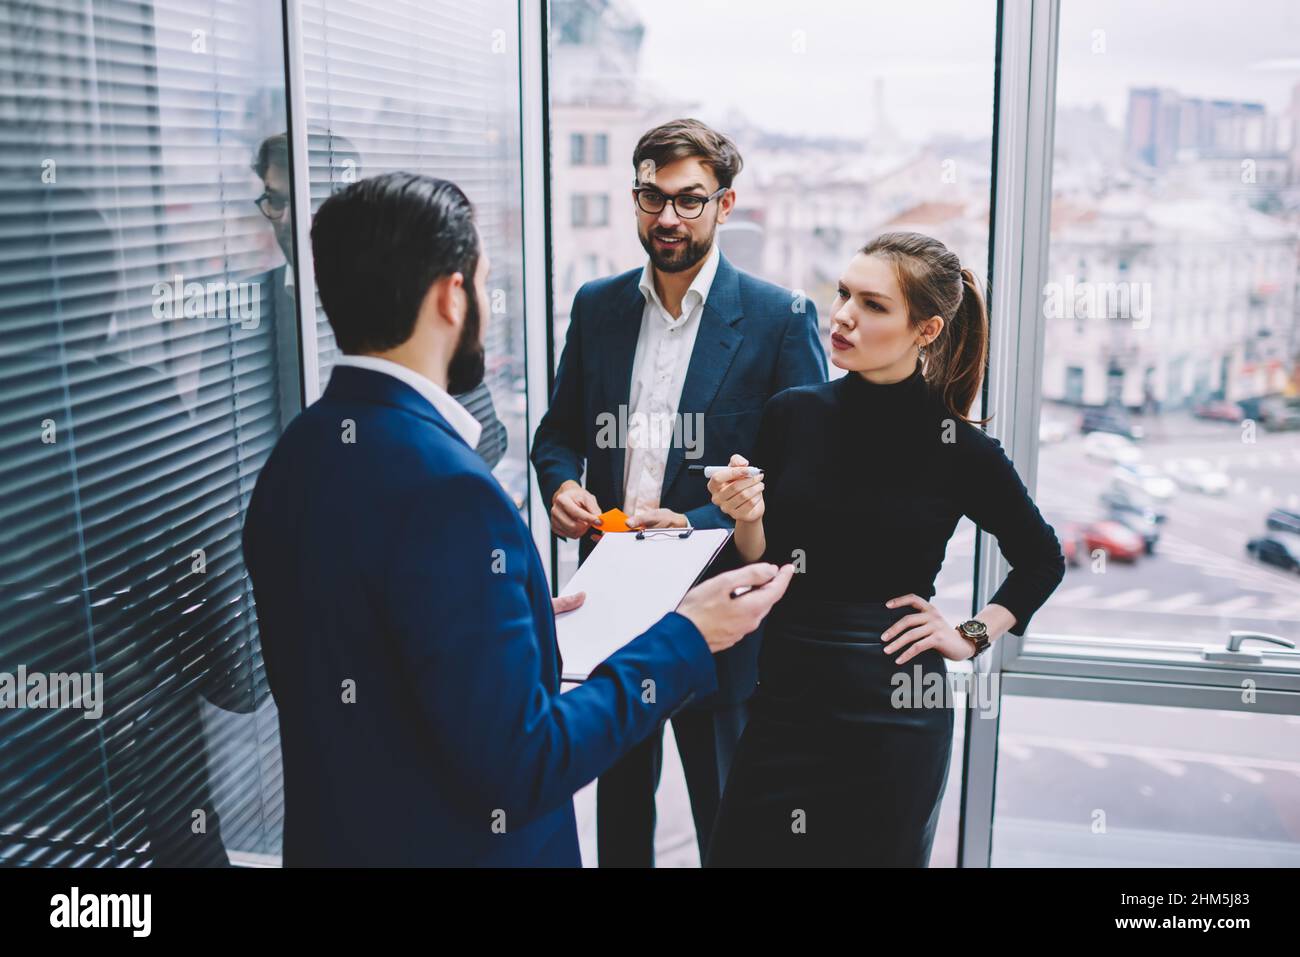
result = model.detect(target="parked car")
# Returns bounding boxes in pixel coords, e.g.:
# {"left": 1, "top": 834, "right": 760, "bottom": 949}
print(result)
{"left": 1084, "top": 431, "right": 1141, "bottom": 465}
{"left": 1101, "top": 486, "right": 1168, "bottom": 525}
{"left": 1165, "top": 457, "right": 1230, "bottom": 495}
{"left": 1261, "top": 402, "right": 1300, "bottom": 432}
{"left": 1106, "top": 504, "right": 1160, "bottom": 554}
{"left": 1110, "top": 463, "right": 1177, "bottom": 501}
{"left": 1246, "top": 534, "right": 1300, "bottom": 573}
{"left": 1192, "top": 399, "right": 1244, "bottom": 423}
{"left": 1081, "top": 406, "right": 1144, "bottom": 441}
{"left": 1062, "top": 519, "right": 1145, "bottom": 565}
{"left": 1266, "top": 508, "right": 1300, "bottom": 536}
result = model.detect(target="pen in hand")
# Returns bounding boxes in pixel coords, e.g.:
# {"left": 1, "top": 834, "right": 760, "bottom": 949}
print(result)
{"left": 729, "top": 579, "right": 772, "bottom": 599}
{"left": 689, "top": 464, "right": 763, "bottom": 479}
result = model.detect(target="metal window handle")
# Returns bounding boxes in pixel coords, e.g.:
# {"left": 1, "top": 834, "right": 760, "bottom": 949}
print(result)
{"left": 1203, "top": 631, "right": 1297, "bottom": 663}
{"left": 1227, "top": 631, "right": 1296, "bottom": 651}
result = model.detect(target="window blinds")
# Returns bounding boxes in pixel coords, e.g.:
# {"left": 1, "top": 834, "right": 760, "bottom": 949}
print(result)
{"left": 0, "top": 0, "right": 292, "bottom": 866}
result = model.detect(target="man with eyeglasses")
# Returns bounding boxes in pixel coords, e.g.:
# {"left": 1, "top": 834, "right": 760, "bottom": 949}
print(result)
{"left": 532, "top": 118, "right": 827, "bottom": 867}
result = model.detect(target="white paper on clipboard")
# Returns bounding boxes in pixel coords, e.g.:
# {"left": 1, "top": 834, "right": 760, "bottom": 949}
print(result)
{"left": 554, "top": 527, "right": 732, "bottom": 682}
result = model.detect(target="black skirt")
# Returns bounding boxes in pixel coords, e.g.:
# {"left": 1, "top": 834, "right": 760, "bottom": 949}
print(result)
{"left": 705, "top": 598, "right": 955, "bottom": 867}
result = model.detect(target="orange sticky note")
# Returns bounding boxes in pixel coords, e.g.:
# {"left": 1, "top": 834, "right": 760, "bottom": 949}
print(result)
{"left": 595, "top": 507, "right": 637, "bottom": 533}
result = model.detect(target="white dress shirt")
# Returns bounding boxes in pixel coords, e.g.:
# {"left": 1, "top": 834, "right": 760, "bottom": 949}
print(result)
{"left": 332, "top": 354, "right": 482, "bottom": 450}
{"left": 622, "top": 243, "right": 721, "bottom": 519}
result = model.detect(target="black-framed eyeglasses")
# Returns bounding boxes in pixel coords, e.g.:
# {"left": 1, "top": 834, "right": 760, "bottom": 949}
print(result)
{"left": 254, "top": 191, "right": 290, "bottom": 220}
{"left": 632, "top": 185, "right": 727, "bottom": 220}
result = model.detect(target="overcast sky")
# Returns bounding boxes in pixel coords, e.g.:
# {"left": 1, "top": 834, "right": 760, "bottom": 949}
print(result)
{"left": 628, "top": 0, "right": 1300, "bottom": 141}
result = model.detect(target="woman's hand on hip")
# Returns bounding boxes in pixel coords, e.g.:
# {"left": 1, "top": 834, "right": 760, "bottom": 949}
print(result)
{"left": 707, "top": 453, "right": 765, "bottom": 524}
{"left": 880, "top": 594, "right": 975, "bottom": 664}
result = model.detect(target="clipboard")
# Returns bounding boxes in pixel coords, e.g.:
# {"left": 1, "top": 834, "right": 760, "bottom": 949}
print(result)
{"left": 554, "top": 526, "right": 733, "bottom": 682}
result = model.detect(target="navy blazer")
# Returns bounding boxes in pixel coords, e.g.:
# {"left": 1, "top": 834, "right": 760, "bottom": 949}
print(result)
{"left": 242, "top": 366, "right": 717, "bottom": 866}
{"left": 531, "top": 252, "right": 826, "bottom": 706}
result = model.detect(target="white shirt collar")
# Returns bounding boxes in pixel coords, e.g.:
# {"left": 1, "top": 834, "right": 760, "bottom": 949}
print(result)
{"left": 331, "top": 354, "right": 483, "bottom": 450}
{"left": 637, "top": 243, "right": 721, "bottom": 324}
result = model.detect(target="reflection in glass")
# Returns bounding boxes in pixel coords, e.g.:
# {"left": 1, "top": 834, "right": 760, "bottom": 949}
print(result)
{"left": 0, "top": 0, "right": 293, "bottom": 864}
{"left": 300, "top": 0, "right": 528, "bottom": 507}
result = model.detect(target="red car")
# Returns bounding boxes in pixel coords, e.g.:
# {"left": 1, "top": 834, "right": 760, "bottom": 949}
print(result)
{"left": 1192, "top": 400, "right": 1243, "bottom": 422}
{"left": 1062, "top": 520, "right": 1145, "bottom": 565}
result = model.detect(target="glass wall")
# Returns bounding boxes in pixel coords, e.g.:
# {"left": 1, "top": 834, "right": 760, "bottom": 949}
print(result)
{"left": 990, "top": 0, "right": 1300, "bottom": 868}
{"left": 993, "top": 696, "right": 1300, "bottom": 866}
{"left": 0, "top": 0, "right": 534, "bottom": 868}
{"left": 1029, "top": 0, "right": 1300, "bottom": 658}
{"left": 0, "top": 0, "right": 294, "bottom": 864}
{"left": 547, "top": 0, "right": 999, "bottom": 866}
{"left": 300, "top": 0, "right": 530, "bottom": 508}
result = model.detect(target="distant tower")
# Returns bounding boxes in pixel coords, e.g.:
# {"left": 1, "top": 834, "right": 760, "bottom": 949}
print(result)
{"left": 1290, "top": 81, "right": 1300, "bottom": 185}
{"left": 872, "top": 76, "right": 896, "bottom": 147}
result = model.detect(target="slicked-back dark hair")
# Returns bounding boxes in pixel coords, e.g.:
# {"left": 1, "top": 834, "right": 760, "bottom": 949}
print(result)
{"left": 311, "top": 172, "right": 479, "bottom": 354}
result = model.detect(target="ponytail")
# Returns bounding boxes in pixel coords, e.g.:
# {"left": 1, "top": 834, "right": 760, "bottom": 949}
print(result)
{"left": 928, "top": 267, "right": 989, "bottom": 425}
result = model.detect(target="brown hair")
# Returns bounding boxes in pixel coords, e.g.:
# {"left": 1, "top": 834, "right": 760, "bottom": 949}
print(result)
{"left": 860, "top": 231, "right": 990, "bottom": 424}
{"left": 632, "top": 118, "right": 744, "bottom": 189}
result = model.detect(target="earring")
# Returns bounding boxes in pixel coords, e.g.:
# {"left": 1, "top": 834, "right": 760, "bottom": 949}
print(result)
{"left": 918, "top": 343, "right": 927, "bottom": 360}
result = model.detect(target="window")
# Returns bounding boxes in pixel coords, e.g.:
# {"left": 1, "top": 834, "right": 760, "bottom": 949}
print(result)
{"left": 571, "top": 132, "right": 586, "bottom": 165}
{"left": 300, "top": 0, "right": 530, "bottom": 510}
{"left": 569, "top": 193, "right": 608, "bottom": 228}
{"left": 1029, "top": 0, "right": 1300, "bottom": 668}
{"left": 979, "top": 0, "right": 1300, "bottom": 869}
{"left": 571, "top": 193, "right": 588, "bottom": 227}
{"left": 548, "top": 0, "right": 999, "bottom": 867}
{"left": 0, "top": 0, "right": 295, "bottom": 864}
{"left": 993, "top": 696, "right": 1300, "bottom": 866}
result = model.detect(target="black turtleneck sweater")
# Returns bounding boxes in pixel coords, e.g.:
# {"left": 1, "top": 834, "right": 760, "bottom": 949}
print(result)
{"left": 726, "top": 359, "right": 1064, "bottom": 636}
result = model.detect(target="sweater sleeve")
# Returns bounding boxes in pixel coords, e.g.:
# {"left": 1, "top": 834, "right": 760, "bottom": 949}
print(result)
{"left": 958, "top": 434, "right": 1065, "bottom": 636}
{"left": 706, "top": 389, "right": 790, "bottom": 576}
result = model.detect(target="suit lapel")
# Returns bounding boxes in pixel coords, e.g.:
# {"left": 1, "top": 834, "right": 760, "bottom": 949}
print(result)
{"left": 661, "top": 255, "right": 744, "bottom": 499}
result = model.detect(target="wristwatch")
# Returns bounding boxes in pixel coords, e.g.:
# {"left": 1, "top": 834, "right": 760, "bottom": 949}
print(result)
{"left": 956, "top": 619, "right": 990, "bottom": 658}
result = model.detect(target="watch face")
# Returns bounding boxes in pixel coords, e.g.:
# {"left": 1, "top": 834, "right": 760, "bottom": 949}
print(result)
{"left": 963, "top": 620, "right": 988, "bottom": 639}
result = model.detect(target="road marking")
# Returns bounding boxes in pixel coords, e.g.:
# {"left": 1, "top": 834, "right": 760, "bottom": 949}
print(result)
{"left": 1153, "top": 591, "right": 1202, "bottom": 611}
{"left": 1062, "top": 745, "right": 1109, "bottom": 769}
{"left": 1000, "top": 741, "right": 1033, "bottom": 761}
{"left": 1010, "top": 733, "right": 1300, "bottom": 775}
{"left": 1134, "top": 749, "right": 1188, "bottom": 777}
{"left": 1052, "top": 585, "right": 1098, "bottom": 604}
{"left": 1210, "top": 595, "right": 1258, "bottom": 614}
{"left": 1101, "top": 588, "right": 1151, "bottom": 609}
{"left": 1219, "top": 764, "right": 1265, "bottom": 785}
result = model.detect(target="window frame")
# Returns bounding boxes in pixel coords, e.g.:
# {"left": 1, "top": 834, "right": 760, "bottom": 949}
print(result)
{"left": 964, "top": 0, "right": 1300, "bottom": 869}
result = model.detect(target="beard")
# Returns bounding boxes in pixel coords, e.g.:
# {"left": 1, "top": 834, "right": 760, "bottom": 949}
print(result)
{"left": 446, "top": 287, "right": 486, "bottom": 396}
{"left": 638, "top": 223, "right": 714, "bottom": 274}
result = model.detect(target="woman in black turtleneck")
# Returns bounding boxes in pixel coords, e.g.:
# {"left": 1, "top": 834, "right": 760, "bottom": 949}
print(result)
{"left": 703, "top": 232, "right": 1065, "bottom": 867}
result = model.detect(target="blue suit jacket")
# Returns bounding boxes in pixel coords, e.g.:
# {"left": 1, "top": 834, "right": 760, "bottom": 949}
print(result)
{"left": 242, "top": 366, "right": 717, "bottom": 866}
{"left": 531, "top": 252, "right": 826, "bottom": 706}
